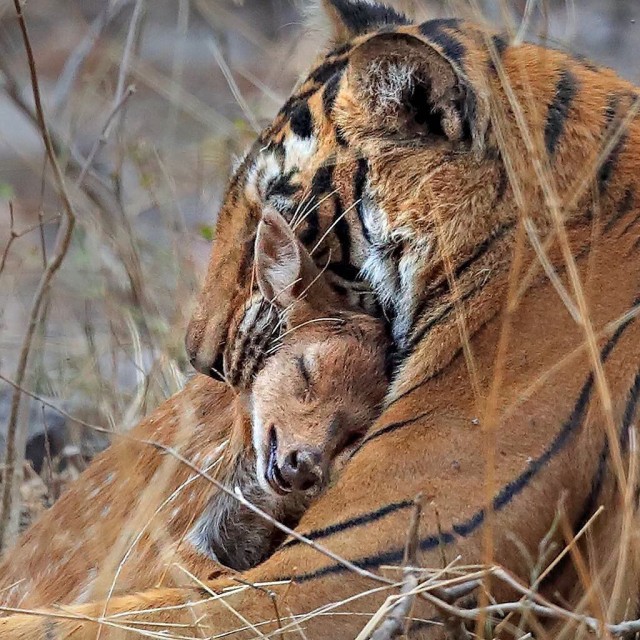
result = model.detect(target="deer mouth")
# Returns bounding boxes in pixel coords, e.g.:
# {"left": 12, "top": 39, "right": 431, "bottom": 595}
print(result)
{"left": 265, "top": 426, "right": 292, "bottom": 496}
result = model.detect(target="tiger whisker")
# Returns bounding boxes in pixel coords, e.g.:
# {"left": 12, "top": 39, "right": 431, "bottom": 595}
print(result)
{"left": 276, "top": 317, "right": 345, "bottom": 342}
{"left": 278, "top": 251, "right": 333, "bottom": 321}
{"left": 310, "top": 199, "right": 361, "bottom": 257}
{"left": 292, "top": 188, "right": 340, "bottom": 231}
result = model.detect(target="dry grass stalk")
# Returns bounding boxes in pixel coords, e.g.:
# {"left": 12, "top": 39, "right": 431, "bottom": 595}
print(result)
{"left": 0, "top": 0, "right": 79, "bottom": 551}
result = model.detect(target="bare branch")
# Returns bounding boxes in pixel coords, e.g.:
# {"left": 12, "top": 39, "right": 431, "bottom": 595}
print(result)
{"left": 0, "top": 0, "right": 78, "bottom": 550}
{"left": 0, "top": 203, "right": 60, "bottom": 277}
{"left": 75, "top": 84, "right": 136, "bottom": 188}
{"left": 370, "top": 495, "right": 422, "bottom": 640}
{"left": 51, "top": 0, "right": 133, "bottom": 113}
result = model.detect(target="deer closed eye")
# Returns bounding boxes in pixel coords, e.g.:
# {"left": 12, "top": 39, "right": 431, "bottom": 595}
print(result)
{"left": 295, "top": 356, "right": 314, "bottom": 400}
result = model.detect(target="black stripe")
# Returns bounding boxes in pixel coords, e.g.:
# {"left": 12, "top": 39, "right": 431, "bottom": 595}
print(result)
{"left": 570, "top": 52, "right": 600, "bottom": 73}
{"left": 328, "top": 262, "right": 363, "bottom": 282}
{"left": 354, "top": 158, "right": 371, "bottom": 243}
{"left": 266, "top": 170, "right": 300, "bottom": 200}
{"left": 419, "top": 19, "right": 466, "bottom": 65}
{"left": 328, "top": 42, "right": 353, "bottom": 58}
{"left": 495, "top": 163, "right": 509, "bottom": 201}
{"left": 279, "top": 87, "right": 317, "bottom": 119}
{"left": 348, "top": 410, "right": 433, "bottom": 460}
{"left": 283, "top": 499, "right": 413, "bottom": 549}
{"left": 573, "top": 438, "right": 608, "bottom": 543}
{"left": 311, "top": 164, "right": 335, "bottom": 195}
{"left": 604, "top": 187, "right": 635, "bottom": 233}
{"left": 544, "top": 69, "right": 578, "bottom": 157}
{"left": 323, "top": 67, "right": 346, "bottom": 117}
{"left": 604, "top": 94, "right": 619, "bottom": 127}
{"left": 289, "top": 100, "right": 314, "bottom": 139}
{"left": 335, "top": 125, "right": 349, "bottom": 147}
{"left": 301, "top": 165, "right": 335, "bottom": 246}
{"left": 409, "top": 281, "right": 483, "bottom": 350}
{"left": 410, "top": 220, "right": 515, "bottom": 333}
{"left": 620, "top": 212, "right": 640, "bottom": 240}
{"left": 490, "top": 33, "right": 509, "bottom": 61}
{"left": 598, "top": 136, "right": 627, "bottom": 195}
{"left": 332, "top": 194, "right": 352, "bottom": 265}
{"left": 309, "top": 57, "right": 349, "bottom": 86}
{"left": 328, "top": 0, "right": 409, "bottom": 36}
{"left": 387, "top": 342, "right": 467, "bottom": 411}
{"left": 571, "top": 365, "right": 640, "bottom": 552}
{"left": 598, "top": 94, "right": 628, "bottom": 194}
{"left": 284, "top": 303, "right": 636, "bottom": 583}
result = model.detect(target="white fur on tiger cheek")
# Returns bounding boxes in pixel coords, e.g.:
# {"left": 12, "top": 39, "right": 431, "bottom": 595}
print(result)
{"left": 360, "top": 190, "right": 396, "bottom": 307}
{"left": 244, "top": 135, "right": 317, "bottom": 209}
{"left": 359, "top": 188, "right": 431, "bottom": 347}
{"left": 245, "top": 151, "right": 281, "bottom": 206}
{"left": 394, "top": 242, "right": 431, "bottom": 346}
{"left": 283, "top": 134, "right": 317, "bottom": 174}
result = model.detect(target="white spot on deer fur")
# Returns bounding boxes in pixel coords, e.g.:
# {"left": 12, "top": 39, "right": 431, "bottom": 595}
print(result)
{"left": 89, "top": 486, "right": 100, "bottom": 499}
{"left": 74, "top": 568, "right": 97, "bottom": 604}
{"left": 105, "top": 472, "right": 115, "bottom": 485}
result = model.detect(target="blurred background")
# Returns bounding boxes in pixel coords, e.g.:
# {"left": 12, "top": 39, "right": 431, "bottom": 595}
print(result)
{"left": 0, "top": 0, "right": 638, "bottom": 531}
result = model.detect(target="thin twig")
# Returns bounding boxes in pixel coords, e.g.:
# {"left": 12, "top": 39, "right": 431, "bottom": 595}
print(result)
{"left": 370, "top": 495, "right": 422, "bottom": 640}
{"left": 208, "top": 38, "right": 261, "bottom": 133}
{"left": 75, "top": 84, "right": 136, "bottom": 188}
{"left": 51, "top": 0, "right": 132, "bottom": 113}
{"left": 0, "top": 0, "right": 78, "bottom": 551}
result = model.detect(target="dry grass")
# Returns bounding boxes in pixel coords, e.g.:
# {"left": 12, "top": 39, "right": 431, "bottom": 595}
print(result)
{"left": 1, "top": 0, "right": 640, "bottom": 638}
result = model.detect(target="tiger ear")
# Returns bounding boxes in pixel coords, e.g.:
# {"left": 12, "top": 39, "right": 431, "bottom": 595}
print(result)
{"left": 340, "top": 32, "right": 488, "bottom": 152}
{"left": 320, "top": 0, "right": 409, "bottom": 44}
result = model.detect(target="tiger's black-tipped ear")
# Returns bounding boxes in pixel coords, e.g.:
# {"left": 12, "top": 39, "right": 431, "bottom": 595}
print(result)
{"left": 321, "top": 0, "right": 410, "bottom": 44}
{"left": 339, "top": 33, "right": 488, "bottom": 153}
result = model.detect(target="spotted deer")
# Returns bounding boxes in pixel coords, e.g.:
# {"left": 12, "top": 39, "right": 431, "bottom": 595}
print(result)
{"left": 0, "top": 208, "right": 389, "bottom": 610}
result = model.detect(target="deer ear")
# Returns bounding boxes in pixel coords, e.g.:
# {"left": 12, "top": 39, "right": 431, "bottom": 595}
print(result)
{"left": 320, "top": 0, "right": 409, "bottom": 44}
{"left": 255, "top": 209, "right": 342, "bottom": 324}
{"left": 255, "top": 209, "right": 305, "bottom": 309}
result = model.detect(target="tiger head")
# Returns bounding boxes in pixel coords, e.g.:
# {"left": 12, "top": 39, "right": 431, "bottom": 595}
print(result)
{"left": 186, "top": 0, "right": 624, "bottom": 390}
{"left": 247, "top": 208, "right": 389, "bottom": 497}
{"left": 185, "top": 0, "right": 500, "bottom": 387}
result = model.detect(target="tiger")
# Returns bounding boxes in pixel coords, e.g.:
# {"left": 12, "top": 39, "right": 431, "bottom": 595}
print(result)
{"left": 3, "top": 0, "right": 640, "bottom": 637}
{"left": 0, "top": 207, "right": 388, "bottom": 606}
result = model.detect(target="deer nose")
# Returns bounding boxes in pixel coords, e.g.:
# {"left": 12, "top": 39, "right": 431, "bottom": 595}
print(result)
{"left": 279, "top": 447, "right": 323, "bottom": 493}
